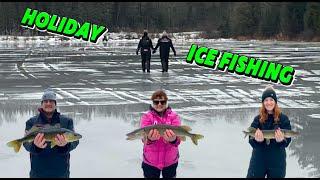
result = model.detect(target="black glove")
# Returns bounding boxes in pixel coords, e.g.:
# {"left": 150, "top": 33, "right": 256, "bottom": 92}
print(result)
{"left": 152, "top": 50, "right": 156, "bottom": 54}
{"left": 136, "top": 50, "right": 139, "bottom": 55}
{"left": 174, "top": 52, "right": 177, "bottom": 56}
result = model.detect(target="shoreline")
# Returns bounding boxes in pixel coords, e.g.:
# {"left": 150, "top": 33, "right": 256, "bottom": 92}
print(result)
{"left": 0, "top": 32, "right": 319, "bottom": 43}
{"left": 230, "top": 35, "right": 320, "bottom": 43}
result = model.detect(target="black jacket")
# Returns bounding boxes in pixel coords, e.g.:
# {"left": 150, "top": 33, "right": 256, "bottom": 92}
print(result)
{"left": 137, "top": 35, "right": 154, "bottom": 54}
{"left": 248, "top": 113, "right": 291, "bottom": 168}
{"left": 23, "top": 109, "right": 79, "bottom": 178}
{"left": 154, "top": 36, "right": 176, "bottom": 58}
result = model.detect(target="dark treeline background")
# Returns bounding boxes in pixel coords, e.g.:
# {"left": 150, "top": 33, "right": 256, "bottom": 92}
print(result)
{"left": 0, "top": 2, "right": 319, "bottom": 41}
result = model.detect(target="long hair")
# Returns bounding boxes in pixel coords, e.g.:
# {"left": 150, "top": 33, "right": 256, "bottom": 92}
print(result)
{"left": 259, "top": 103, "right": 281, "bottom": 124}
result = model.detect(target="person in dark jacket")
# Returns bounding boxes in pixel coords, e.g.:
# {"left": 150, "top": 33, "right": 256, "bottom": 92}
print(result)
{"left": 136, "top": 30, "right": 154, "bottom": 73}
{"left": 23, "top": 88, "right": 79, "bottom": 178}
{"left": 246, "top": 86, "right": 292, "bottom": 178}
{"left": 153, "top": 31, "right": 176, "bottom": 73}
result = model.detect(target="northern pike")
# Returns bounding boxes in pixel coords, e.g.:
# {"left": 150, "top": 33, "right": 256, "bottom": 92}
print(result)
{"left": 7, "top": 124, "right": 82, "bottom": 153}
{"left": 243, "top": 127, "right": 300, "bottom": 145}
{"left": 126, "top": 124, "right": 204, "bottom": 145}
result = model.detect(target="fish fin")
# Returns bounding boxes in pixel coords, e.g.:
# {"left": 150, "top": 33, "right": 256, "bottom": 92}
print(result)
{"left": 243, "top": 131, "right": 248, "bottom": 139}
{"left": 35, "top": 124, "right": 46, "bottom": 128}
{"left": 266, "top": 139, "right": 270, "bottom": 145}
{"left": 42, "top": 123, "right": 59, "bottom": 129}
{"left": 26, "top": 125, "right": 42, "bottom": 135}
{"left": 180, "top": 125, "right": 192, "bottom": 132}
{"left": 42, "top": 124, "right": 51, "bottom": 128}
{"left": 51, "top": 141, "right": 57, "bottom": 148}
{"left": 191, "top": 134, "right": 204, "bottom": 145}
{"left": 178, "top": 136, "right": 186, "bottom": 141}
{"left": 7, "top": 140, "right": 22, "bottom": 153}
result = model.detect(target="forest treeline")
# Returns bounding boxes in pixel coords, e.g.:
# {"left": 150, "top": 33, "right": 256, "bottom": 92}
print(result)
{"left": 0, "top": 2, "right": 319, "bottom": 41}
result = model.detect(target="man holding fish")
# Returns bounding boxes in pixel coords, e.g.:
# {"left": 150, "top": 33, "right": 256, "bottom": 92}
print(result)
{"left": 22, "top": 88, "right": 80, "bottom": 178}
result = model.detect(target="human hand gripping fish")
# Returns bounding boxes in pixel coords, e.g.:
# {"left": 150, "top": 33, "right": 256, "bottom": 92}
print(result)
{"left": 126, "top": 124, "right": 204, "bottom": 145}
{"left": 7, "top": 124, "right": 82, "bottom": 153}
{"left": 243, "top": 127, "right": 300, "bottom": 145}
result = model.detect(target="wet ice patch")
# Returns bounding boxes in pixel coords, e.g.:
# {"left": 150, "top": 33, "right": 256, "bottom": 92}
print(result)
{"left": 301, "top": 77, "right": 320, "bottom": 82}
{"left": 279, "top": 99, "right": 317, "bottom": 108}
{"left": 55, "top": 88, "right": 87, "bottom": 101}
{"left": 308, "top": 114, "right": 320, "bottom": 119}
{"left": 14, "top": 85, "right": 42, "bottom": 88}
{"left": 295, "top": 70, "right": 315, "bottom": 76}
{"left": 6, "top": 92, "right": 42, "bottom": 100}
{"left": 50, "top": 65, "right": 100, "bottom": 73}
{"left": 0, "top": 34, "right": 320, "bottom": 177}
{"left": 174, "top": 103, "right": 260, "bottom": 112}
{"left": 311, "top": 70, "right": 320, "bottom": 75}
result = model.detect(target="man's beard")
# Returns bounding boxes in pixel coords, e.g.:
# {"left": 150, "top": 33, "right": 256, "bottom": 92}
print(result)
{"left": 44, "top": 108, "right": 55, "bottom": 117}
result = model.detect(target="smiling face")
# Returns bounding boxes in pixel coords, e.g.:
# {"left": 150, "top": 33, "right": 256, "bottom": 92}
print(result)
{"left": 263, "top": 97, "right": 276, "bottom": 113}
{"left": 152, "top": 97, "right": 167, "bottom": 113}
{"left": 41, "top": 99, "right": 56, "bottom": 113}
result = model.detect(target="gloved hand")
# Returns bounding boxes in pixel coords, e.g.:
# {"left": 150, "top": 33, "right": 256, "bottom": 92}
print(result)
{"left": 136, "top": 50, "right": 139, "bottom": 55}
{"left": 152, "top": 50, "right": 156, "bottom": 54}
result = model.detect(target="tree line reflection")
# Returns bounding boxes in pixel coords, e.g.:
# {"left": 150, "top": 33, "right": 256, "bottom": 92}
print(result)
{"left": 0, "top": 102, "right": 318, "bottom": 177}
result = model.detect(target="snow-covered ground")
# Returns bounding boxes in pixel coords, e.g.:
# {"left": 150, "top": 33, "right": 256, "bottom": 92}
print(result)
{"left": 0, "top": 33, "right": 319, "bottom": 177}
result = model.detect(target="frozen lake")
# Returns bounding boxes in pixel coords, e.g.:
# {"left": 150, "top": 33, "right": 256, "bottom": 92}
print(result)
{"left": 0, "top": 35, "right": 319, "bottom": 177}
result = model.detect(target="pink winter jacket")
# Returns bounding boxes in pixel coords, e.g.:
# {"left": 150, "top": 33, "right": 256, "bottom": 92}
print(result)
{"left": 140, "top": 106, "right": 182, "bottom": 170}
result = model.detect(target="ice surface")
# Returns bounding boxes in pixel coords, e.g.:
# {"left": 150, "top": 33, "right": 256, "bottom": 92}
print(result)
{"left": 0, "top": 33, "right": 319, "bottom": 177}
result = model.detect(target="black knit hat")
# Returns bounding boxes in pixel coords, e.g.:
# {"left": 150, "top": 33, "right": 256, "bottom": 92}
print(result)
{"left": 262, "top": 87, "right": 277, "bottom": 103}
{"left": 143, "top": 30, "right": 148, "bottom": 36}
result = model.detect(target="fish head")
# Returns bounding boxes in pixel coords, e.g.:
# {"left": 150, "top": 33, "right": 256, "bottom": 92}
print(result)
{"left": 64, "top": 132, "right": 82, "bottom": 142}
{"left": 126, "top": 130, "right": 147, "bottom": 140}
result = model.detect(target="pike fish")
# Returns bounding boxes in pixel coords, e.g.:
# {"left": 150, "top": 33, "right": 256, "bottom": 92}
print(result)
{"left": 7, "top": 124, "right": 82, "bottom": 153}
{"left": 243, "top": 127, "right": 300, "bottom": 145}
{"left": 126, "top": 124, "right": 204, "bottom": 145}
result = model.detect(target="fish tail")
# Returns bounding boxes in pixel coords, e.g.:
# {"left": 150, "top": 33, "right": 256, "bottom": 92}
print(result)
{"left": 191, "top": 134, "right": 204, "bottom": 145}
{"left": 7, "top": 140, "right": 22, "bottom": 153}
{"left": 243, "top": 131, "right": 248, "bottom": 139}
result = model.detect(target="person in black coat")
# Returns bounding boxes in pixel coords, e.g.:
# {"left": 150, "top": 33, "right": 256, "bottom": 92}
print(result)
{"left": 246, "top": 86, "right": 292, "bottom": 178}
{"left": 153, "top": 31, "right": 176, "bottom": 72}
{"left": 136, "top": 30, "right": 154, "bottom": 73}
{"left": 23, "top": 88, "right": 79, "bottom": 178}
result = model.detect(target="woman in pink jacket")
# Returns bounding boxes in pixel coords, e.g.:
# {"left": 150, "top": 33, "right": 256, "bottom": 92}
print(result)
{"left": 140, "top": 89, "right": 182, "bottom": 178}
